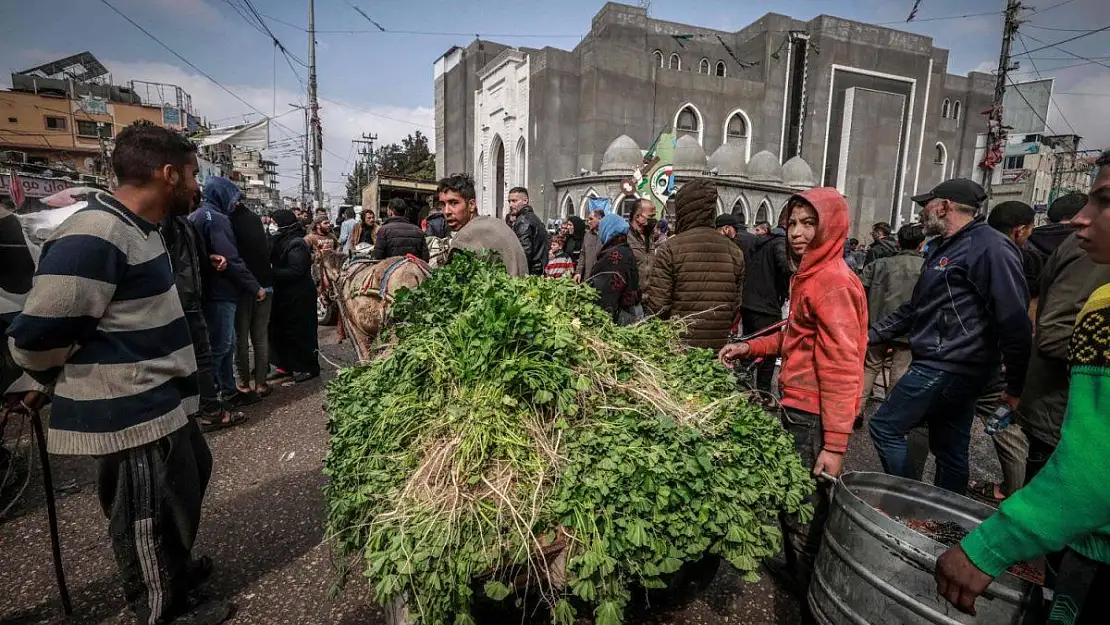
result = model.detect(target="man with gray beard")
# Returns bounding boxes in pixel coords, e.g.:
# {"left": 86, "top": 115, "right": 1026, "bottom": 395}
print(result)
{"left": 868, "top": 179, "right": 1032, "bottom": 496}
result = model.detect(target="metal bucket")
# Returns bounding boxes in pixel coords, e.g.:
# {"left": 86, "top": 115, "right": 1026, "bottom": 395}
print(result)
{"left": 808, "top": 471, "right": 1039, "bottom": 624}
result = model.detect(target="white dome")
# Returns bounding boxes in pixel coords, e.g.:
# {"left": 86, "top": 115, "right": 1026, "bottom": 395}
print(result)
{"left": 707, "top": 143, "right": 747, "bottom": 177}
{"left": 746, "top": 150, "right": 782, "bottom": 183}
{"left": 672, "top": 134, "right": 708, "bottom": 176}
{"left": 782, "top": 156, "right": 816, "bottom": 188}
{"left": 600, "top": 135, "right": 643, "bottom": 173}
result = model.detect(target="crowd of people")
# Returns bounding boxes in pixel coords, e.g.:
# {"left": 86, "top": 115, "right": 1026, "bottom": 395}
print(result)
{"left": 1, "top": 114, "right": 1108, "bottom": 625}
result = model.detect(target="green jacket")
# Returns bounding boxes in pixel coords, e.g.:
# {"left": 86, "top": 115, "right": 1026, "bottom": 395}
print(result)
{"left": 1016, "top": 233, "right": 1110, "bottom": 446}
{"left": 961, "top": 283, "right": 1110, "bottom": 576}
{"left": 859, "top": 250, "right": 924, "bottom": 347}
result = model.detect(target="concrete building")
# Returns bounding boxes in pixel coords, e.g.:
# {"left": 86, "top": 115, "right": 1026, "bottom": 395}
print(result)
{"left": 990, "top": 133, "right": 1094, "bottom": 220}
{"left": 230, "top": 148, "right": 280, "bottom": 210}
{"left": 434, "top": 2, "right": 994, "bottom": 239}
{"left": 0, "top": 52, "right": 205, "bottom": 184}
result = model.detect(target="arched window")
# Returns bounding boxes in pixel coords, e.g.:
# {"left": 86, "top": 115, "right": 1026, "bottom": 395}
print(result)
{"left": 653, "top": 50, "right": 663, "bottom": 68}
{"left": 580, "top": 189, "right": 601, "bottom": 218}
{"left": 731, "top": 196, "right": 748, "bottom": 223}
{"left": 561, "top": 194, "right": 574, "bottom": 218}
{"left": 699, "top": 58, "right": 710, "bottom": 74}
{"left": 514, "top": 136, "right": 527, "bottom": 187}
{"left": 756, "top": 199, "right": 772, "bottom": 223}
{"left": 715, "top": 61, "right": 726, "bottom": 77}
{"left": 952, "top": 100, "right": 962, "bottom": 122}
{"left": 722, "top": 108, "right": 752, "bottom": 162}
{"left": 934, "top": 141, "right": 947, "bottom": 166}
{"left": 941, "top": 98, "right": 951, "bottom": 118}
{"left": 676, "top": 107, "right": 699, "bottom": 132}
{"left": 669, "top": 53, "right": 681, "bottom": 71}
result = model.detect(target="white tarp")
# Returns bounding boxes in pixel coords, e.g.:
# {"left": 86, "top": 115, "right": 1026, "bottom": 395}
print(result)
{"left": 197, "top": 118, "right": 270, "bottom": 148}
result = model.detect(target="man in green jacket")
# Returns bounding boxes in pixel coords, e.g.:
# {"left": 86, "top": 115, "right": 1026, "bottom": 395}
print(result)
{"left": 935, "top": 152, "right": 1110, "bottom": 621}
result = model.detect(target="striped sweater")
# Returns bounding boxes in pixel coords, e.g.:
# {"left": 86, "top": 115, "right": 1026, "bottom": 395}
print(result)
{"left": 6, "top": 192, "right": 198, "bottom": 455}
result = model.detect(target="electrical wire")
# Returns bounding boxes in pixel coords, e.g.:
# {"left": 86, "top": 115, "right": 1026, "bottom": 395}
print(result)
{"left": 1026, "top": 0, "right": 1079, "bottom": 17}
{"left": 1021, "top": 32, "right": 1110, "bottom": 70}
{"left": 317, "top": 97, "right": 434, "bottom": 129}
{"left": 1013, "top": 24, "right": 1110, "bottom": 56}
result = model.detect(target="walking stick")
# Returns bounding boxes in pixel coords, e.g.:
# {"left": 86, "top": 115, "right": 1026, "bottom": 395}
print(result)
{"left": 28, "top": 408, "right": 72, "bottom": 615}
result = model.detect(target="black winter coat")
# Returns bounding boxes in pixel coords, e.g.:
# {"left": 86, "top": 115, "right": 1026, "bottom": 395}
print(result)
{"left": 160, "top": 216, "right": 210, "bottom": 313}
{"left": 511, "top": 206, "right": 549, "bottom": 276}
{"left": 864, "top": 236, "right": 898, "bottom": 266}
{"left": 373, "top": 216, "right": 430, "bottom": 261}
{"left": 424, "top": 211, "right": 449, "bottom": 238}
{"left": 740, "top": 231, "right": 792, "bottom": 317}
{"left": 229, "top": 205, "right": 272, "bottom": 288}
{"left": 587, "top": 235, "right": 641, "bottom": 323}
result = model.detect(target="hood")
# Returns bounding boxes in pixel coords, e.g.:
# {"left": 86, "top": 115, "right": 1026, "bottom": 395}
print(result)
{"left": 598, "top": 213, "right": 630, "bottom": 245}
{"left": 201, "top": 176, "right": 241, "bottom": 215}
{"left": 751, "top": 227, "right": 786, "bottom": 252}
{"left": 427, "top": 211, "right": 445, "bottom": 222}
{"left": 674, "top": 179, "right": 717, "bottom": 233}
{"left": 1027, "top": 222, "right": 1076, "bottom": 256}
{"left": 791, "top": 187, "right": 851, "bottom": 278}
{"left": 567, "top": 215, "right": 586, "bottom": 241}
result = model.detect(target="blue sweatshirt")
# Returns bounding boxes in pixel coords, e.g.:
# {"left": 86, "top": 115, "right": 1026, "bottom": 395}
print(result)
{"left": 869, "top": 217, "right": 1032, "bottom": 395}
{"left": 188, "top": 176, "right": 260, "bottom": 302}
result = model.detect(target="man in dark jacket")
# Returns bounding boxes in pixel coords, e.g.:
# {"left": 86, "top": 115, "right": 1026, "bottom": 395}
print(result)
{"left": 646, "top": 179, "right": 745, "bottom": 350}
{"left": 869, "top": 179, "right": 1032, "bottom": 495}
{"left": 507, "top": 187, "right": 549, "bottom": 275}
{"left": 1025, "top": 192, "right": 1086, "bottom": 300}
{"left": 739, "top": 217, "right": 793, "bottom": 391}
{"left": 424, "top": 207, "right": 449, "bottom": 238}
{"left": 864, "top": 222, "right": 897, "bottom": 266}
{"left": 188, "top": 177, "right": 264, "bottom": 404}
{"left": 229, "top": 201, "right": 273, "bottom": 399}
{"left": 374, "top": 198, "right": 430, "bottom": 261}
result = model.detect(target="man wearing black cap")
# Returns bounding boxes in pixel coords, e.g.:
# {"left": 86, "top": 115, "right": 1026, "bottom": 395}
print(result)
{"left": 868, "top": 178, "right": 1032, "bottom": 496}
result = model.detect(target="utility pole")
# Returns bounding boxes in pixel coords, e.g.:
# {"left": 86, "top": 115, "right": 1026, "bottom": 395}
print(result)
{"left": 352, "top": 133, "right": 377, "bottom": 188}
{"left": 307, "top": 0, "right": 323, "bottom": 210}
{"left": 982, "top": 0, "right": 1023, "bottom": 206}
{"left": 289, "top": 103, "right": 310, "bottom": 208}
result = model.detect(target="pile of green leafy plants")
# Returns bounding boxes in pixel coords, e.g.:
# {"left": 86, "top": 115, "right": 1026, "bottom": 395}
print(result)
{"left": 324, "top": 252, "right": 813, "bottom": 625}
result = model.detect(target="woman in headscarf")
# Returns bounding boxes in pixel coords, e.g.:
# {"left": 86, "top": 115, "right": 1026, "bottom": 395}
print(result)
{"left": 348, "top": 209, "right": 379, "bottom": 251}
{"left": 587, "top": 213, "right": 642, "bottom": 324}
{"left": 268, "top": 209, "right": 320, "bottom": 382}
{"left": 563, "top": 215, "right": 586, "bottom": 265}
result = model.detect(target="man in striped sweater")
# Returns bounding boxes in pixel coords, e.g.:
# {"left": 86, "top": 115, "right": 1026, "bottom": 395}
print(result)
{"left": 6, "top": 122, "right": 231, "bottom": 625}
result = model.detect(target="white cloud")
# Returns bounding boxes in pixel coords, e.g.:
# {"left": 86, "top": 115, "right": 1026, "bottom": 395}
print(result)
{"left": 144, "top": 0, "right": 223, "bottom": 23}
{"left": 104, "top": 59, "right": 434, "bottom": 199}
{"left": 1046, "top": 68, "right": 1110, "bottom": 151}
{"left": 971, "top": 60, "right": 997, "bottom": 75}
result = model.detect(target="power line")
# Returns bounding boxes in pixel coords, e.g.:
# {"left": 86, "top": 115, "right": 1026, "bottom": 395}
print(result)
{"left": 1025, "top": 24, "right": 1096, "bottom": 32}
{"left": 1007, "top": 75, "right": 1056, "bottom": 135}
{"left": 1027, "top": 0, "right": 1079, "bottom": 16}
{"left": 1021, "top": 32, "right": 1110, "bottom": 70}
{"left": 1056, "top": 92, "right": 1110, "bottom": 97}
{"left": 1013, "top": 24, "right": 1110, "bottom": 56}
{"left": 317, "top": 96, "right": 434, "bottom": 129}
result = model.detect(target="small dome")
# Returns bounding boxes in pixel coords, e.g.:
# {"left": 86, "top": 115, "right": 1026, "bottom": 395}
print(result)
{"left": 707, "top": 143, "right": 747, "bottom": 177}
{"left": 782, "top": 156, "right": 816, "bottom": 188}
{"left": 746, "top": 150, "right": 782, "bottom": 183}
{"left": 600, "top": 135, "right": 643, "bottom": 173}
{"left": 672, "top": 134, "right": 707, "bottom": 176}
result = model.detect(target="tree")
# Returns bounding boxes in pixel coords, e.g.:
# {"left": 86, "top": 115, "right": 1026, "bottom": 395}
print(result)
{"left": 345, "top": 161, "right": 370, "bottom": 205}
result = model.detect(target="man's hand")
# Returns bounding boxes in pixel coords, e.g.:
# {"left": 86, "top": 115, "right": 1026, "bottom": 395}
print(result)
{"left": 813, "top": 449, "right": 844, "bottom": 478}
{"left": 255, "top": 288, "right": 267, "bottom": 302}
{"left": 1000, "top": 392, "right": 1019, "bottom": 411}
{"left": 935, "top": 545, "right": 993, "bottom": 616}
{"left": 5, "top": 390, "right": 48, "bottom": 412}
{"left": 209, "top": 254, "right": 228, "bottom": 272}
{"left": 717, "top": 342, "right": 752, "bottom": 368}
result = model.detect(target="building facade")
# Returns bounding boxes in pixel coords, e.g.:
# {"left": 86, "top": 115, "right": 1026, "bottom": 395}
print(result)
{"left": 434, "top": 2, "right": 995, "bottom": 239}
{"left": 1, "top": 53, "right": 204, "bottom": 181}
{"left": 991, "top": 133, "right": 1094, "bottom": 220}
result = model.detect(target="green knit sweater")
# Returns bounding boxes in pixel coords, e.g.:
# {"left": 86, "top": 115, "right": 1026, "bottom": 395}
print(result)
{"left": 962, "top": 283, "right": 1110, "bottom": 577}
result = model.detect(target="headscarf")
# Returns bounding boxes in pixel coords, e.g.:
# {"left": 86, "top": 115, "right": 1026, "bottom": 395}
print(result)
{"left": 598, "top": 213, "right": 630, "bottom": 246}
{"left": 270, "top": 208, "right": 305, "bottom": 263}
{"left": 564, "top": 215, "right": 587, "bottom": 261}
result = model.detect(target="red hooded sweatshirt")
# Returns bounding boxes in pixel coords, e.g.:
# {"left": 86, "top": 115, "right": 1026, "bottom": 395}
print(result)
{"left": 746, "top": 188, "right": 868, "bottom": 453}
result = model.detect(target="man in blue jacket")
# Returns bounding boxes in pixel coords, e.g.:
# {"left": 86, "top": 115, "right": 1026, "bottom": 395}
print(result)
{"left": 189, "top": 177, "right": 264, "bottom": 405}
{"left": 868, "top": 179, "right": 1032, "bottom": 495}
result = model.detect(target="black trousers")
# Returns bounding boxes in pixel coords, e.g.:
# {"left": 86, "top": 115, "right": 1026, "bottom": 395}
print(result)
{"left": 184, "top": 308, "right": 221, "bottom": 418}
{"left": 97, "top": 419, "right": 212, "bottom": 624}
{"left": 1039, "top": 550, "right": 1110, "bottom": 625}
{"left": 741, "top": 309, "right": 781, "bottom": 393}
{"left": 779, "top": 408, "right": 831, "bottom": 591}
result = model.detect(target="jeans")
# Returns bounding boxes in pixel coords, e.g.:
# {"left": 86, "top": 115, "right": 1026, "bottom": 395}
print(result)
{"left": 234, "top": 292, "right": 272, "bottom": 389}
{"left": 779, "top": 408, "right": 831, "bottom": 595}
{"left": 202, "top": 300, "right": 237, "bottom": 398}
{"left": 868, "top": 362, "right": 994, "bottom": 495}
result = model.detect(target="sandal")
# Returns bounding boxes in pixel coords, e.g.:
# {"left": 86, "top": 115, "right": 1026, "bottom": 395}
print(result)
{"left": 199, "top": 410, "right": 248, "bottom": 432}
{"left": 266, "top": 369, "right": 291, "bottom": 382}
{"left": 256, "top": 384, "right": 272, "bottom": 397}
{"left": 967, "top": 480, "right": 1006, "bottom": 505}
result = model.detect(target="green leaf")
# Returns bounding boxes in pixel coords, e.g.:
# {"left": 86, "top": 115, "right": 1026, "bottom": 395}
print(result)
{"left": 553, "top": 598, "right": 576, "bottom": 625}
{"left": 483, "top": 580, "right": 512, "bottom": 601}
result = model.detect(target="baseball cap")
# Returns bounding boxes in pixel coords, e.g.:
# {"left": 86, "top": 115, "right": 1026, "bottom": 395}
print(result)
{"left": 714, "top": 214, "right": 741, "bottom": 229}
{"left": 910, "top": 178, "right": 987, "bottom": 208}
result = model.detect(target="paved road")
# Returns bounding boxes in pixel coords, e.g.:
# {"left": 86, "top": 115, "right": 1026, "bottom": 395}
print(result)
{"left": 0, "top": 328, "right": 1004, "bottom": 624}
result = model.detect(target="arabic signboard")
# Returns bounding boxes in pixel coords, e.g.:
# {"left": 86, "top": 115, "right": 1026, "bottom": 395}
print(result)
{"left": 162, "top": 106, "right": 181, "bottom": 126}
{"left": 0, "top": 173, "right": 77, "bottom": 203}
{"left": 80, "top": 95, "right": 109, "bottom": 115}
{"left": 1001, "top": 169, "right": 1031, "bottom": 185}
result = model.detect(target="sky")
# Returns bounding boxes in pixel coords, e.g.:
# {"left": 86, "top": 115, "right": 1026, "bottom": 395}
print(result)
{"left": 1, "top": 0, "right": 1107, "bottom": 201}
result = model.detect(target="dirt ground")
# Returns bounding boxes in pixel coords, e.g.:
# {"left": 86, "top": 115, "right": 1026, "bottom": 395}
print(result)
{"left": 0, "top": 327, "right": 1005, "bottom": 625}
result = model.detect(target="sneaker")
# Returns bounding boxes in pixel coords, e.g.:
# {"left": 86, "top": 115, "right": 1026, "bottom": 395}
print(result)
{"left": 292, "top": 371, "right": 319, "bottom": 383}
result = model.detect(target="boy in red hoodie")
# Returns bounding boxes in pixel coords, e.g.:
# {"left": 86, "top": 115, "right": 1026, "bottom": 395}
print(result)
{"left": 719, "top": 188, "right": 868, "bottom": 603}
